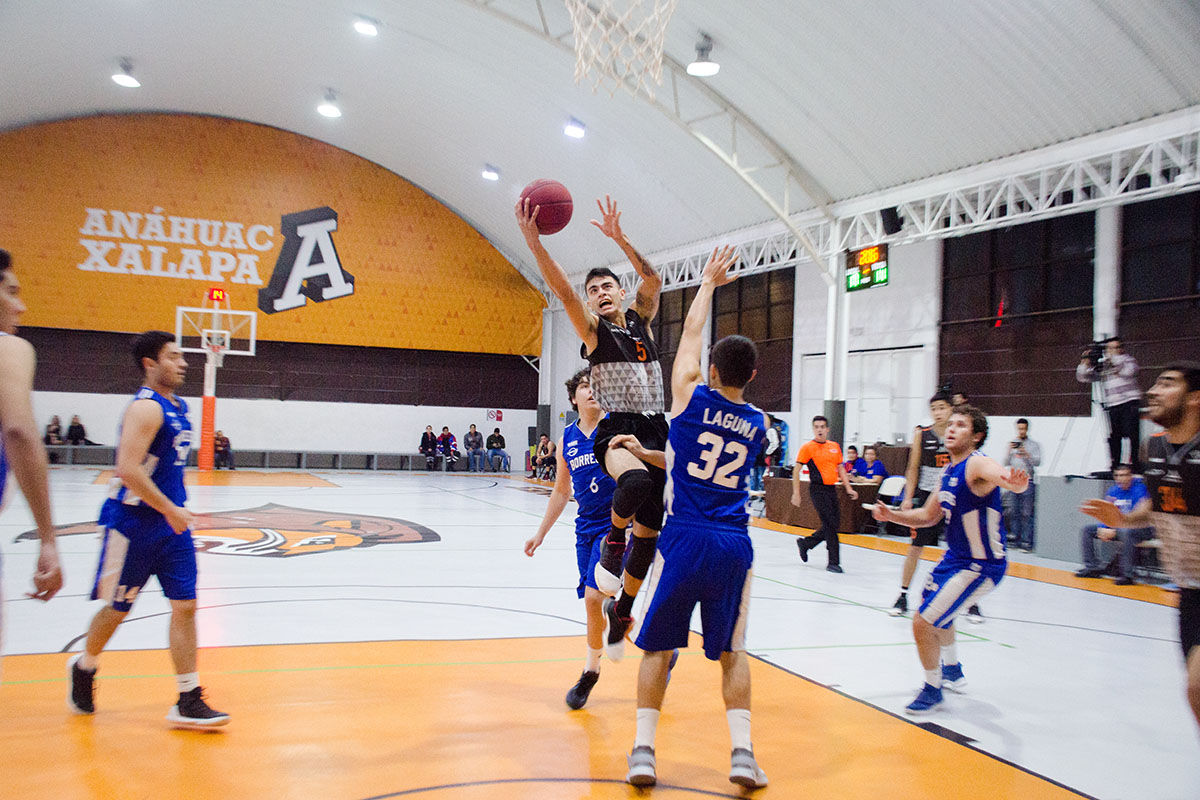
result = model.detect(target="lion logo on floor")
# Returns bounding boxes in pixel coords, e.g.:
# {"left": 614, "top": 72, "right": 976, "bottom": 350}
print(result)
{"left": 15, "top": 503, "right": 440, "bottom": 557}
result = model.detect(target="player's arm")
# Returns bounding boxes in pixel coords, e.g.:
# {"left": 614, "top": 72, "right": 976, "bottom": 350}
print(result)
{"left": 526, "top": 440, "right": 571, "bottom": 556}
{"left": 607, "top": 434, "right": 666, "bottom": 469}
{"left": 791, "top": 445, "right": 807, "bottom": 507}
{"left": 875, "top": 486, "right": 941, "bottom": 528}
{"left": 966, "top": 453, "right": 1029, "bottom": 495}
{"left": 0, "top": 336, "right": 61, "bottom": 601}
{"left": 515, "top": 198, "right": 599, "bottom": 350}
{"left": 670, "top": 245, "right": 738, "bottom": 417}
{"left": 590, "top": 196, "right": 663, "bottom": 323}
{"left": 901, "top": 426, "right": 922, "bottom": 509}
{"left": 1081, "top": 496, "right": 1152, "bottom": 529}
{"left": 115, "top": 399, "right": 193, "bottom": 534}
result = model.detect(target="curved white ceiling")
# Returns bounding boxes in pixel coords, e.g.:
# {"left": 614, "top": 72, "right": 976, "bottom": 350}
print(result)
{"left": 2, "top": 0, "right": 1198, "bottom": 286}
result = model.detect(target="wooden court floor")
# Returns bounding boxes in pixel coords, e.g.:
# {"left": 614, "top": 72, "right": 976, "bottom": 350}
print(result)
{"left": 0, "top": 635, "right": 1086, "bottom": 800}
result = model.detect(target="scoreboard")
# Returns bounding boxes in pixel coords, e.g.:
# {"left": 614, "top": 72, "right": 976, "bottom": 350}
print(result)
{"left": 846, "top": 244, "right": 889, "bottom": 292}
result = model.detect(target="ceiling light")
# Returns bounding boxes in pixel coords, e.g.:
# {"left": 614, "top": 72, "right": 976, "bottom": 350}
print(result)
{"left": 686, "top": 33, "right": 720, "bottom": 77}
{"left": 111, "top": 58, "right": 140, "bottom": 88}
{"left": 317, "top": 89, "right": 342, "bottom": 118}
{"left": 481, "top": 165, "right": 500, "bottom": 181}
{"left": 353, "top": 16, "right": 378, "bottom": 36}
{"left": 564, "top": 117, "right": 586, "bottom": 139}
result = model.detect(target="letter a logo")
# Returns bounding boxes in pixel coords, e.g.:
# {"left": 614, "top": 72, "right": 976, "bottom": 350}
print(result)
{"left": 258, "top": 207, "right": 355, "bottom": 314}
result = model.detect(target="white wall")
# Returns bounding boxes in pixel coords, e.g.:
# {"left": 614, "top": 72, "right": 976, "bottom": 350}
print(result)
{"left": 34, "top": 391, "right": 537, "bottom": 453}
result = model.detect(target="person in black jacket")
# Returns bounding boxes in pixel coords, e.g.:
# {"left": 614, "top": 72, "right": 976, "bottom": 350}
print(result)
{"left": 66, "top": 415, "right": 88, "bottom": 445}
{"left": 419, "top": 425, "right": 439, "bottom": 470}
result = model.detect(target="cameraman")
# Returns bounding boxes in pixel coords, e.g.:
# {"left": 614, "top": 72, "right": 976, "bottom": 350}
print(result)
{"left": 1076, "top": 336, "right": 1142, "bottom": 473}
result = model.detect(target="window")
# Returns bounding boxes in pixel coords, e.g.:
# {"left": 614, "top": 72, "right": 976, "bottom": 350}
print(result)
{"left": 1120, "top": 190, "right": 1200, "bottom": 304}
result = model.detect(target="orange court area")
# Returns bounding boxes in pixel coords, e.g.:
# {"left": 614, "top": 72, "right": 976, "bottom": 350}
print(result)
{"left": 0, "top": 636, "right": 1086, "bottom": 800}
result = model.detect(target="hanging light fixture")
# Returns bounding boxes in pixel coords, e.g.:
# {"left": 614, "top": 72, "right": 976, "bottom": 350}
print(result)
{"left": 686, "top": 33, "right": 720, "bottom": 77}
{"left": 317, "top": 89, "right": 342, "bottom": 118}
{"left": 111, "top": 57, "right": 141, "bottom": 88}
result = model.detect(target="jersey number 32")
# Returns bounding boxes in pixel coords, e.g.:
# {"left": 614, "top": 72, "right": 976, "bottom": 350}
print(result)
{"left": 686, "top": 432, "right": 748, "bottom": 488}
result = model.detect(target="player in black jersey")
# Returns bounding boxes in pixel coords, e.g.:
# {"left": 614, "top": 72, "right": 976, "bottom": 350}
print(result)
{"left": 517, "top": 195, "right": 668, "bottom": 660}
{"left": 1082, "top": 361, "right": 1200, "bottom": 731}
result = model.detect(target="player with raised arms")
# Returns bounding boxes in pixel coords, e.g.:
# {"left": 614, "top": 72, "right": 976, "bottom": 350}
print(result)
{"left": 69, "top": 331, "right": 228, "bottom": 729}
{"left": 619, "top": 245, "right": 769, "bottom": 789}
{"left": 517, "top": 193, "right": 667, "bottom": 661}
{"left": 873, "top": 404, "right": 1027, "bottom": 714}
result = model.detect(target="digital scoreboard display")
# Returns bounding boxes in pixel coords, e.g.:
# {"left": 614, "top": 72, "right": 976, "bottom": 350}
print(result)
{"left": 845, "top": 244, "right": 889, "bottom": 292}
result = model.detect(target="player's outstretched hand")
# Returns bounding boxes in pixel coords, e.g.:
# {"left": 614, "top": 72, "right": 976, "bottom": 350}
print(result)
{"left": 1080, "top": 498, "right": 1125, "bottom": 529}
{"left": 589, "top": 195, "right": 623, "bottom": 241}
{"left": 515, "top": 197, "right": 542, "bottom": 243}
{"left": 524, "top": 534, "right": 544, "bottom": 557}
{"left": 27, "top": 543, "right": 63, "bottom": 601}
{"left": 701, "top": 245, "right": 738, "bottom": 287}
{"left": 1004, "top": 467, "right": 1030, "bottom": 493}
{"left": 872, "top": 501, "right": 893, "bottom": 522}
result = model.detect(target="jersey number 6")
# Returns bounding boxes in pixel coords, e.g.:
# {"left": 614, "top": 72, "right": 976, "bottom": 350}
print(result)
{"left": 687, "top": 432, "right": 748, "bottom": 488}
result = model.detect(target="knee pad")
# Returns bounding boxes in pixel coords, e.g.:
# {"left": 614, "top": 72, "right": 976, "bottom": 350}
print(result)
{"left": 611, "top": 469, "right": 655, "bottom": 520}
{"left": 624, "top": 533, "right": 659, "bottom": 581}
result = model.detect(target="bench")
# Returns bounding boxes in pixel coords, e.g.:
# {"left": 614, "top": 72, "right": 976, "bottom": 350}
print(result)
{"left": 45, "top": 446, "right": 503, "bottom": 472}
{"left": 1134, "top": 538, "right": 1165, "bottom": 581}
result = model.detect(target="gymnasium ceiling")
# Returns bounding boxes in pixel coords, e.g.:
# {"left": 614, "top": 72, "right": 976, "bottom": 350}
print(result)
{"left": 3, "top": 0, "right": 1199, "bottom": 287}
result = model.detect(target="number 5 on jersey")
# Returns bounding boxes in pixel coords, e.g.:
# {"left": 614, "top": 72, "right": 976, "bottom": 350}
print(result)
{"left": 687, "top": 432, "right": 748, "bottom": 488}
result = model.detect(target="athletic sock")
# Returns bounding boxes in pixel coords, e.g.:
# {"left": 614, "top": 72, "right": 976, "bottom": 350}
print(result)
{"left": 727, "top": 708, "right": 752, "bottom": 751}
{"left": 615, "top": 589, "right": 637, "bottom": 619}
{"left": 900, "top": 584, "right": 909, "bottom": 592}
{"left": 78, "top": 652, "right": 98, "bottom": 671}
{"left": 941, "top": 642, "right": 959, "bottom": 666}
{"left": 924, "top": 668, "right": 940, "bottom": 687}
{"left": 177, "top": 672, "right": 200, "bottom": 693}
{"left": 635, "top": 708, "right": 660, "bottom": 749}
{"left": 608, "top": 523, "right": 627, "bottom": 544}
{"left": 586, "top": 647, "right": 603, "bottom": 673}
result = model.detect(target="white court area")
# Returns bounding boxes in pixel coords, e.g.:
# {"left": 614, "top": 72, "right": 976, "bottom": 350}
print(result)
{"left": 2, "top": 467, "right": 1197, "bottom": 800}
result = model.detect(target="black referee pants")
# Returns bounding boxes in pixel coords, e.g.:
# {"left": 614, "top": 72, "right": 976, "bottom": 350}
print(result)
{"left": 1107, "top": 400, "right": 1141, "bottom": 473}
{"left": 804, "top": 484, "right": 841, "bottom": 567}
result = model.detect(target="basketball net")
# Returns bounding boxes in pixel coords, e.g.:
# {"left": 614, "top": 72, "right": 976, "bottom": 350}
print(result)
{"left": 565, "top": 0, "right": 679, "bottom": 99}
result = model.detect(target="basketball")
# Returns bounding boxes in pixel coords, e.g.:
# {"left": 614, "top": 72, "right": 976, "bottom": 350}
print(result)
{"left": 520, "top": 179, "right": 573, "bottom": 235}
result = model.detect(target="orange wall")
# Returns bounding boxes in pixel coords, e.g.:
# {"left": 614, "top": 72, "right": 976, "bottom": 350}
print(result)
{"left": 0, "top": 114, "right": 543, "bottom": 355}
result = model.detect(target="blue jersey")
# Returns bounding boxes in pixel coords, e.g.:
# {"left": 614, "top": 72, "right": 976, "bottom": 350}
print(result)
{"left": 102, "top": 387, "right": 191, "bottom": 522}
{"left": 665, "top": 384, "right": 766, "bottom": 532}
{"left": 562, "top": 419, "right": 615, "bottom": 537}
{"left": 939, "top": 451, "right": 1007, "bottom": 565}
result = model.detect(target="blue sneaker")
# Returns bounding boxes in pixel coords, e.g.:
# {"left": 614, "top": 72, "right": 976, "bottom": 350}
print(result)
{"left": 941, "top": 663, "right": 967, "bottom": 692}
{"left": 905, "top": 683, "right": 943, "bottom": 715}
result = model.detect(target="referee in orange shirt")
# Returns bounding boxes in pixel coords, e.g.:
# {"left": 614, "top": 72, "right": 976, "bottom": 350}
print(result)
{"left": 790, "top": 415, "right": 859, "bottom": 573}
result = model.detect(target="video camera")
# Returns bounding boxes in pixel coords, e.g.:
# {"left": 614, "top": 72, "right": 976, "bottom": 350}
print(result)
{"left": 1082, "top": 339, "right": 1107, "bottom": 367}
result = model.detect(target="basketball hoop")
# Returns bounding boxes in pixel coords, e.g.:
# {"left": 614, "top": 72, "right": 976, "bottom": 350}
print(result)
{"left": 202, "top": 329, "right": 229, "bottom": 368}
{"left": 565, "top": 0, "right": 679, "bottom": 99}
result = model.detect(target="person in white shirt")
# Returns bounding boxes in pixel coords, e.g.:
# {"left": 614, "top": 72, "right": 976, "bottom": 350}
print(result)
{"left": 1077, "top": 337, "right": 1141, "bottom": 473}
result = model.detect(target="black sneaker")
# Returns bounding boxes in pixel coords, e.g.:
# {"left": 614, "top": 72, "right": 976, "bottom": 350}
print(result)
{"left": 965, "top": 604, "right": 984, "bottom": 624}
{"left": 602, "top": 597, "right": 631, "bottom": 662}
{"left": 67, "top": 654, "right": 95, "bottom": 715}
{"left": 594, "top": 536, "right": 626, "bottom": 596}
{"left": 796, "top": 538, "right": 809, "bottom": 563}
{"left": 888, "top": 592, "right": 908, "bottom": 617}
{"left": 1075, "top": 568, "right": 1104, "bottom": 578}
{"left": 565, "top": 670, "right": 600, "bottom": 710}
{"left": 167, "top": 687, "right": 230, "bottom": 729}
{"left": 826, "top": 564, "right": 844, "bottom": 574}
{"left": 1114, "top": 576, "right": 1134, "bottom": 586}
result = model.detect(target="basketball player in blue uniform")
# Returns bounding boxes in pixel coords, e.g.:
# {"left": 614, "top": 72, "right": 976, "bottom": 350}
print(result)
{"left": 1082, "top": 362, "right": 1200, "bottom": 731}
{"left": 873, "top": 405, "right": 1028, "bottom": 715}
{"left": 69, "top": 331, "right": 228, "bottom": 729}
{"left": 517, "top": 196, "right": 668, "bottom": 661}
{"left": 0, "top": 249, "right": 63, "bottom": 671}
{"left": 620, "top": 246, "right": 769, "bottom": 789}
{"left": 525, "top": 368, "right": 618, "bottom": 709}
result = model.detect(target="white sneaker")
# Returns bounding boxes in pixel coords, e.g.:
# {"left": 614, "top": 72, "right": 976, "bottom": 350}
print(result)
{"left": 729, "top": 748, "right": 768, "bottom": 788}
{"left": 626, "top": 746, "right": 656, "bottom": 786}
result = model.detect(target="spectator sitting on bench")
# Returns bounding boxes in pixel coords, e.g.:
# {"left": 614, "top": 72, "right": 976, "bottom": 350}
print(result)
{"left": 420, "top": 425, "right": 440, "bottom": 470}
{"left": 44, "top": 415, "right": 63, "bottom": 445}
{"left": 464, "top": 424, "right": 486, "bottom": 472}
{"left": 437, "top": 426, "right": 460, "bottom": 469}
{"left": 214, "top": 430, "right": 235, "bottom": 470}
{"left": 67, "top": 414, "right": 88, "bottom": 445}
{"left": 486, "top": 427, "right": 510, "bottom": 472}
{"left": 1076, "top": 464, "right": 1154, "bottom": 586}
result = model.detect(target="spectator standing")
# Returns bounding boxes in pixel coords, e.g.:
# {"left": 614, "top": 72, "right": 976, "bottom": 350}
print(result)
{"left": 486, "top": 428, "right": 510, "bottom": 472}
{"left": 419, "top": 425, "right": 439, "bottom": 471}
{"left": 213, "top": 430, "right": 235, "bottom": 470}
{"left": 66, "top": 415, "right": 87, "bottom": 445}
{"left": 1003, "top": 418, "right": 1041, "bottom": 551}
{"left": 44, "top": 415, "right": 63, "bottom": 445}
{"left": 764, "top": 417, "right": 781, "bottom": 469}
{"left": 1076, "top": 464, "right": 1153, "bottom": 585}
{"left": 857, "top": 445, "right": 889, "bottom": 484}
{"left": 951, "top": 391, "right": 969, "bottom": 407}
{"left": 1076, "top": 336, "right": 1141, "bottom": 473}
{"left": 464, "top": 424, "right": 485, "bottom": 472}
{"left": 437, "top": 427, "right": 459, "bottom": 469}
